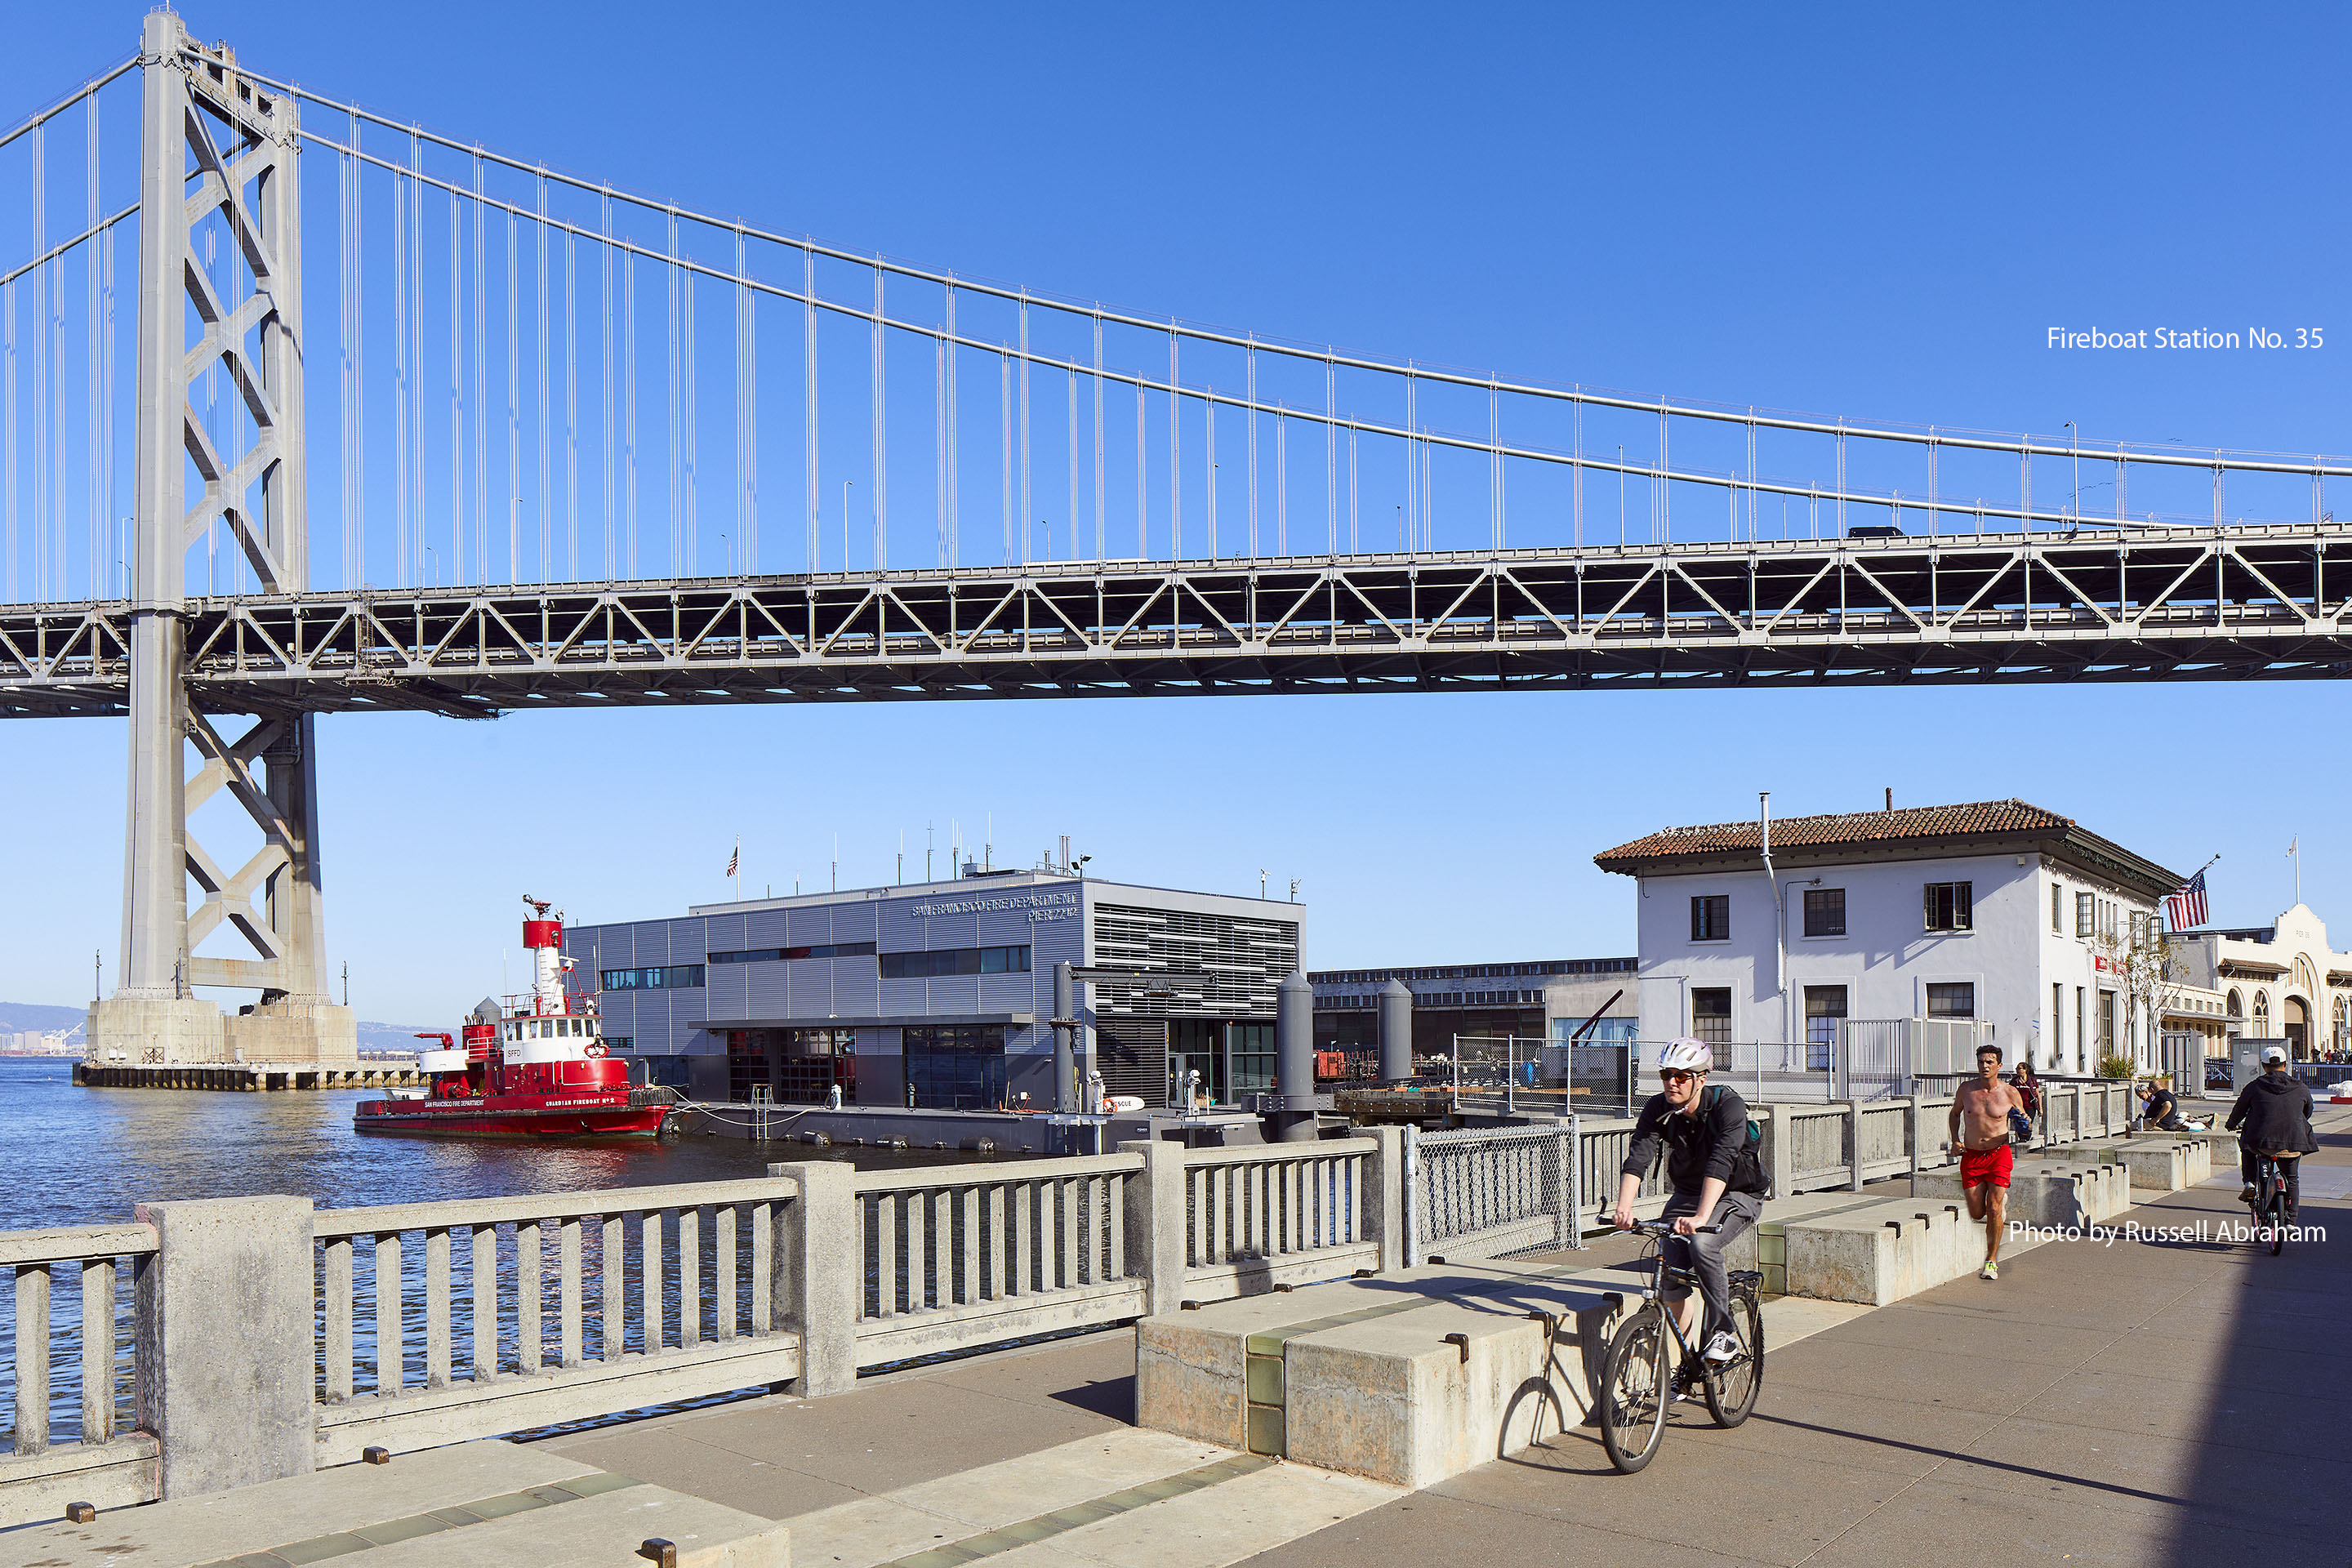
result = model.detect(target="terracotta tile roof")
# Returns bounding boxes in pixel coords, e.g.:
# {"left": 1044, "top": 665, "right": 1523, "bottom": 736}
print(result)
{"left": 1593, "top": 799, "right": 2076, "bottom": 871}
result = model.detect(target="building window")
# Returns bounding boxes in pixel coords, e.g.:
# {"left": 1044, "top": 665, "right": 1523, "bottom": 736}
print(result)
{"left": 708, "top": 942, "right": 875, "bottom": 964}
{"left": 2051, "top": 884, "right": 2063, "bottom": 933}
{"left": 2074, "top": 987, "right": 2087, "bottom": 1071}
{"left": 1803, "top": 986, "right": 1846, "bottom": 1071}
{"left": 1802, "top": 889, "right": 1846, "bottom": 938}
{"left": 1690, "top": 988, "right": 1732, "bottom": 1045}
{"left": 2253, "top": 991, "right": 2270, "bottom": 1034}
{"left": 1923, "top": 882, "right": 1973, "bottom": 933}
{"left": 1690, "top": 896, "right": 1731, "bottom": 942}
{"left": 598, "top": 964, "right": 705, "bottom": 991}
{"left": 2076, "top": 893, "right": 2095, "bottom": 938}
{"left": 1229, "top": 1022, "right": 1276, "bottom": 1094}
{"left": 2052, "top": 983, "right": 2064, "bottom": 1062}
{"left": 2100, "top": 991, "right": 2117, "bottom": 1054}
{"left": 879, "top": 944, "right": 1032, "bottom": 979}
{"left": 1927, "top": 982, "right": 1976, "bottom": 1018}
{"left": 2226, "top": 987, "right": 2242, "bottom": 1018}
{"left": 903, "top": 1024, "right": 1007, "bottom": 1110}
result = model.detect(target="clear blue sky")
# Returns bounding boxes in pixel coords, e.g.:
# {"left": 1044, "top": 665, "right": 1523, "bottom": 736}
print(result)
{"left": 6, "top": 2, "right": 2348, "bottom": 1022}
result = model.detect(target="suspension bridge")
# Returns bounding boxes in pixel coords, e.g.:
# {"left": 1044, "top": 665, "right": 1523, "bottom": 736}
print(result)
{"left": 5, "top": 11, "right": 2350, "bottom": 1065}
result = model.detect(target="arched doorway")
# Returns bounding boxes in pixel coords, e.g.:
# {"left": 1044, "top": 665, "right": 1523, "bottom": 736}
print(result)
{"left": 2285, "top": 996, "right": 2310, "bottom": 1058}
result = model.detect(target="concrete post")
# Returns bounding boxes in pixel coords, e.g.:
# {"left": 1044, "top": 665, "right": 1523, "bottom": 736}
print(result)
{"left": 133, "top": 1196, "right": 314, "bottom": 1499}
{"left": 769, "top": 1161, "right": 857, "bottom": 1397}
{"left": 1361, "top": 1125, "right": 1406, "bottom": 1272}
{"left": 1120, "top": 1139, "right": 1189, "bottom": 1316}
{"left": 1053, "top": 960, "right": 1076, "bottom": 1115}
{"left": 1846, "top": 1099, "right": 1865, "bottom": 1192}
{"left": 1766, "top": 1105, "right": 1796, "bottom": 1200}
{"left": 1908, "top": 1094, "right": 1927, "bottom": 1175}
{"left": 1276, "top": 970, "right": 1315, "bottom": 1142}
{"left": 1554, "top": 1124, "right": 1578, "bottom": 1250}
{"left": 1378, "top": 979, "right": 1413, "bottom": 1085}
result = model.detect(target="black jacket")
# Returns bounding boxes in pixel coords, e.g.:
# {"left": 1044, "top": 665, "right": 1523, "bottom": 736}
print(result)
{"left": 1622, "top": 1085, "right": 1764, "bottom": 1196}
{"left": 2225, "top": 1073, "right": 2318, "bottom": 1154}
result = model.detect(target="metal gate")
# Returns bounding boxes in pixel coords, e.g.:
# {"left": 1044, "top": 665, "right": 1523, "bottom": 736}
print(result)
{"left": 1404, "top": 1120, "right": 1583, "bottom": 1266}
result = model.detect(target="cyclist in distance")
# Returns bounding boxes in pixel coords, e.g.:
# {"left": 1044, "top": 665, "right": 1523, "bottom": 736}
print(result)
{"left": 1610, "top": 1037, "right": 1767, "bottom": 1370}
{"left": 2226, "top": 1045, "right": 2316, "bottom": 1205}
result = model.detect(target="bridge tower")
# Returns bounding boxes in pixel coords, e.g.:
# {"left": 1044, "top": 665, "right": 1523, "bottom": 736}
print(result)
{"left": 87, "top": 12, "right": 357, "bottom": 1073}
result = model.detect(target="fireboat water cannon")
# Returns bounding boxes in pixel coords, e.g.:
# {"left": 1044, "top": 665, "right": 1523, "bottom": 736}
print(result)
{"left": 351, "top": 898, "right": 675, "bottom": 1140}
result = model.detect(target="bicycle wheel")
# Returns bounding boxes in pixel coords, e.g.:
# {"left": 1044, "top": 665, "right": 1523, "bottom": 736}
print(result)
{"left": 1597, "top": 1307, "right": 1670, "bottom": 1474}
{"left": 2267, "top": 1188, "right": 2287, "bottom": 1256}
{"left": 1704, "top": 1290, "right": 1766, "bottom": 1428}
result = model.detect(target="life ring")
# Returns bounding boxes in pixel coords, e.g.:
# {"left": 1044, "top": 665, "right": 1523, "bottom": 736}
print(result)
{"left": 585, "top": 1041, "right": 608, "bottom": 1058}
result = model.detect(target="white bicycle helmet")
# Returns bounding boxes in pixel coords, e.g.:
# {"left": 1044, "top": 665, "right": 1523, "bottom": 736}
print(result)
{"left": 1656, "top": 1037, "right": 1713, "bottom": 1073}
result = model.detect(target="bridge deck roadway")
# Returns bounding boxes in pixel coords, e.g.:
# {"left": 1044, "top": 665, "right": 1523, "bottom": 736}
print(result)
{"left": 539, "top": 1102, "right": 2351, "bottom": 1568}
{"left": 14, "top": 523, "right": 2352, "bottom": 717}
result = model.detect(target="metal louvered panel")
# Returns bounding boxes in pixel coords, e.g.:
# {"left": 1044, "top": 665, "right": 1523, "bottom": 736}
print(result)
{"left": 1089, "top": 903, "right": 1298, "bottom": 1019}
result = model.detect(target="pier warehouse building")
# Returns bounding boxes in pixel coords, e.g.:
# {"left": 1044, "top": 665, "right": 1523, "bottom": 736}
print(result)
{"left": 564, "top": 871, "right": 1303, "bottom": 1111}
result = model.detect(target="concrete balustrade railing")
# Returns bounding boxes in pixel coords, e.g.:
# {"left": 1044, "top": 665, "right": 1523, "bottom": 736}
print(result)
{"left": 0, "top": 1224, "right": 160, "bottom": 1526}
{"left": 310, "top": 1177, "right": 804, "bottom": 1465}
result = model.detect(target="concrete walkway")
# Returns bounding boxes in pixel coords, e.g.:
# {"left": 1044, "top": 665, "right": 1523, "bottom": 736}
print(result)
{"left": 543, "top": 1105, "right": 2351, "bottom": 1568}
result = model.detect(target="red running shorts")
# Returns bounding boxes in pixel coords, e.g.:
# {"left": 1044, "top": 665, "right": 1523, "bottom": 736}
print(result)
{"left": 1959, "top": 1143, "right": 2014, "bottom": 1189}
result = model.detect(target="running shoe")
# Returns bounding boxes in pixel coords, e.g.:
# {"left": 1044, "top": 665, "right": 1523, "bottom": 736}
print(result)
{"left": 2238, "top": 1185, "right": 2257, "bottom": 1203}
{"left": 1980, "top": 1259, "right": 1998, "bottom": 1281}
{"left": 1700, "top": 1330, "right": 1740, "bottom": 1364}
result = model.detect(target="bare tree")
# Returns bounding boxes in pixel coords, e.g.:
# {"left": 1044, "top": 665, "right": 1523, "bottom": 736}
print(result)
{"left": 2092, "top": 915, "right": 2189, "bottom": 1077}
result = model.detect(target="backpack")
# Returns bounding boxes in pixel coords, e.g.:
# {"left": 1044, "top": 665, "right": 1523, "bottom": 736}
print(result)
{"left": 1704, "top": 1085, "right": 1770, "bottom": 1197}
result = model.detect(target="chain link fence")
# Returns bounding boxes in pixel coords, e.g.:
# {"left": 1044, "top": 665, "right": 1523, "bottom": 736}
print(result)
{"left": 1403, "top": 1120, "right": 1582, "bottom": 1266}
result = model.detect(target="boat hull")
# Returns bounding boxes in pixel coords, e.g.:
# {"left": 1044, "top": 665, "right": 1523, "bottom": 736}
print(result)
{"left": 354, "top": 1094, "right": 671, "bottom": 1139}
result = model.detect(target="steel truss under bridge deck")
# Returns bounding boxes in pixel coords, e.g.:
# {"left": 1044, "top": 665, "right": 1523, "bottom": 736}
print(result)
{"left": 10, "top": 523, "right": 2352, "bottom": 719}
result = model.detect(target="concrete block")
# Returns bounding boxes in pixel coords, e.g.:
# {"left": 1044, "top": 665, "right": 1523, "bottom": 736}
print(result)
{"left": 132, "top": 1196, "right": 316, "bottom": 1499}
{"left": 1913, "top": 1159, "right": 2132, "bottom": 1227}
{"left": 1281, "top": 1284, "right": 1619, "bottom": 1488}
{"left": 2042, "top": 1136, "right": 2209, "bottom": 1191}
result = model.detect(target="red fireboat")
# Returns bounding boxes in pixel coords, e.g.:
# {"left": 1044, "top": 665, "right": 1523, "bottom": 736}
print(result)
{"left": 354, "top": 898, "right": 675, "bottom": 1139}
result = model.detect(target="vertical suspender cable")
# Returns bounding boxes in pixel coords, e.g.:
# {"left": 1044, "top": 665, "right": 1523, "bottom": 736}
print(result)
{"left": 353, "top": 133, "right": 368, "bottom": 588}
{"left": 665, "top": 212, "right": 680, "bottom": 575}
{"left": 683, "top": 237, "right": 697, "bottom": 574}
{"left": 1405, "top": 367, "right": 1417, "bottom": 555}
{"left": 1092, "top": 317, "right": 1104, "bottom": 562}
{"left": 933, "top": 331, "right": 946, "bottom": 568}
{"left": 739, "top": 227, "right": 756, "bottom": 574}
{"left": 30, "top": 122, "right": 44, "bottom": 599}
{"left": 803, "top": 246, "right": 817, "bottom": 572}
{"left": 624, "top": 240, "right": 637, "bottom": 578}
{"left": 871, "top": 265, "right": 884, "bottom": 569}
{"left": 1324, "top": 360, "right": 1336, "bottom": 555}
{"left": 1245, "top": 343, "right": 1257, "bottom": 559}
{"left": 471, "top": 153, "right": 486, "bottom": 585}
{"left": 336, "top": 136, "right": 352, "bottom": 587}
{"left": 1488, "top": 385, "right": 1500, "bottom": 551}
{"left": 945, "top": 283, "right": 958, "bottom": 568}
{"left": 3, "top": 233, "right": 13, "bottom": 600}
{"left": 565, "top": 230, "right": 577, "bottom": 581}
{"left": 408, "top": 131, "right": 422, "bottom": 587}
{"left": 1276, "top": 410, "right": 1286, "bottom": 557}
{"left": 85, "top": 95, "right": 99, "bottom": 597}
{"left": 1167, "top": 329, "right": 1179, "bottom": 559}
{"left": 1205, "top": 392, "right": 1215, "bottom": 559}
{"left": 506, "top": 207, "right": 519, "bottom": 585}
{"left": 1018, "top": 300, "right": 1031, "bottom": 564}
{"left": 537, "top": 172, "right": 551, "bottom": 581}
{"left": 1134, "top": 366, "right": 1146, "bottom": 558}
{"left": 392, "top": 149, "right": 408, "bottom": 586}
{"left": 100, "top": 139, "right": 116, "bottom": 599}
{"left": 449, "top": 188, "right": 463, "bottom": 586}
{"left": 1348, "top": 425, "right": 1359, "bottom": 554}
{"left": 1572, "top": 394, "right": 1583, "bottom": 551}
{"left": 600, "top": 196, "right": 613, "bottom": 581}
{"left": 999, "top": 351, "right": 1013, "bottom": 564}
{"left": 1065, "top": 364, "right": 1079, "bottom": 564}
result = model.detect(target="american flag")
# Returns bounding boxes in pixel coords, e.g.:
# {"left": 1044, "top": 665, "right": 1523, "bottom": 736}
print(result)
{"left": 724, "top": 840, "right": 739, "bottom": 879}
{"left": 2164, "top": 869, "right": 2207, "bottom": 930}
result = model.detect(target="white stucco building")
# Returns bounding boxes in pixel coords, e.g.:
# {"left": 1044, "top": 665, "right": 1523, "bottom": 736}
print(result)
{"left": 2166, "top": 903, "right": 2352, "bottom": 1063}
{"left": 1595, "top": 798, "right": 2189, "bottom": 1074}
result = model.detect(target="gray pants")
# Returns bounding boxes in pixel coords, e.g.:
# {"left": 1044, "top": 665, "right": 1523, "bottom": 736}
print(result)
{"left": 1659, "top": 1189, "right": 1762, "bottom": 1342}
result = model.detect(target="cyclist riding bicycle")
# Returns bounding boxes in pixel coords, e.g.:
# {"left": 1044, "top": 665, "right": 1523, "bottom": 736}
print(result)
{"left": 1610, "top": 1037, "right": 1766, "bottom": 1372}
{"left": 2225, "top": 1045, "right": 2316, "bottom": 1205}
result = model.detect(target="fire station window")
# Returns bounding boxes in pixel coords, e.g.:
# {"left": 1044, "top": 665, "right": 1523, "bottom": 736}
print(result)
{"left": 1803, "top": 888, "right": 1846, "bottom": 938}
{"left": 1923, "top": 882, "right": 1972, "bottom": 933}
{"left": 1690, "top": 988, "right": 1732, "bottom": 1045}
{"left": 1927, "top": 982, "right": 1976, "bottom": 1018}
{"left": 1690, "top": 896, "right": 1731, "bottom": 942}
{"left": 2076, "top": 892, "right": 2095, "bottom": 938}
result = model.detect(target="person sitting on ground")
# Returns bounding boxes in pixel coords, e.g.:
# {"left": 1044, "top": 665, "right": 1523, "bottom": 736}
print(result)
{"left": 2140, "top": 1076, "right": 2185, "bottom": 1132}
{"left": 1609, "top": 1037, "right": 1766, "bottom": 1381}
{"left": 1949, "top": 1045, "right": 2024, "bottom": 1281}
{"left": 2225, "top": 1045, "right": 2316, "bottom": 1205}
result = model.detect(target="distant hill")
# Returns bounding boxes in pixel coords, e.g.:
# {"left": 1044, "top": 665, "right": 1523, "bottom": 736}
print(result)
{"left": 1, "top": 1001, "right": 434, "bottom": 1051}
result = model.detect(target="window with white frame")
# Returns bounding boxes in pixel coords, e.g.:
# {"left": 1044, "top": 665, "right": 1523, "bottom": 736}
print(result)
{"left": 2076, "top": 892, "right": 2095, "bottom": 938}
{"left": 1924, "top": 882, "right": 1972, "bottom": 933}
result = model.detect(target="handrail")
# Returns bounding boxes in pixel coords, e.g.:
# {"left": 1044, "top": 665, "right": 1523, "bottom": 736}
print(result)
{"left": 314, "top": 1175, "right": 800, "bottom": 1238}
{"left": 0, "top": 1223, "right": 158, "bottom": 1267}
{"left": 849, "top": 1151, "right": 1140, "bottom": 1193}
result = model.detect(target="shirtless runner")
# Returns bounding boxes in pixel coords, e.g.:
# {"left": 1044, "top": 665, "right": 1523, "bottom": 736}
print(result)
{"left": 1947, "top": 1045, "right": 2023, "bottom": 1279}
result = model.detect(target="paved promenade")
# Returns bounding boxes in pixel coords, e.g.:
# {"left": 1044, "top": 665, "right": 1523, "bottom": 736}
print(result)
{"left": 544, "top": 1106, "right": 2350, "bottom": 1568}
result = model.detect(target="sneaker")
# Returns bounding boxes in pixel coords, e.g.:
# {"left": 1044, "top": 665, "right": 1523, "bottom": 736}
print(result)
{"left": 1980, "top": 1259, "right": 1999, "bottom": 1281}
{"left": 1700, "top": 1330, "right": 1741, "bottom": 1365}
{"left": 2238, "top": 1185, "right": 2257, "bottom": 1203}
